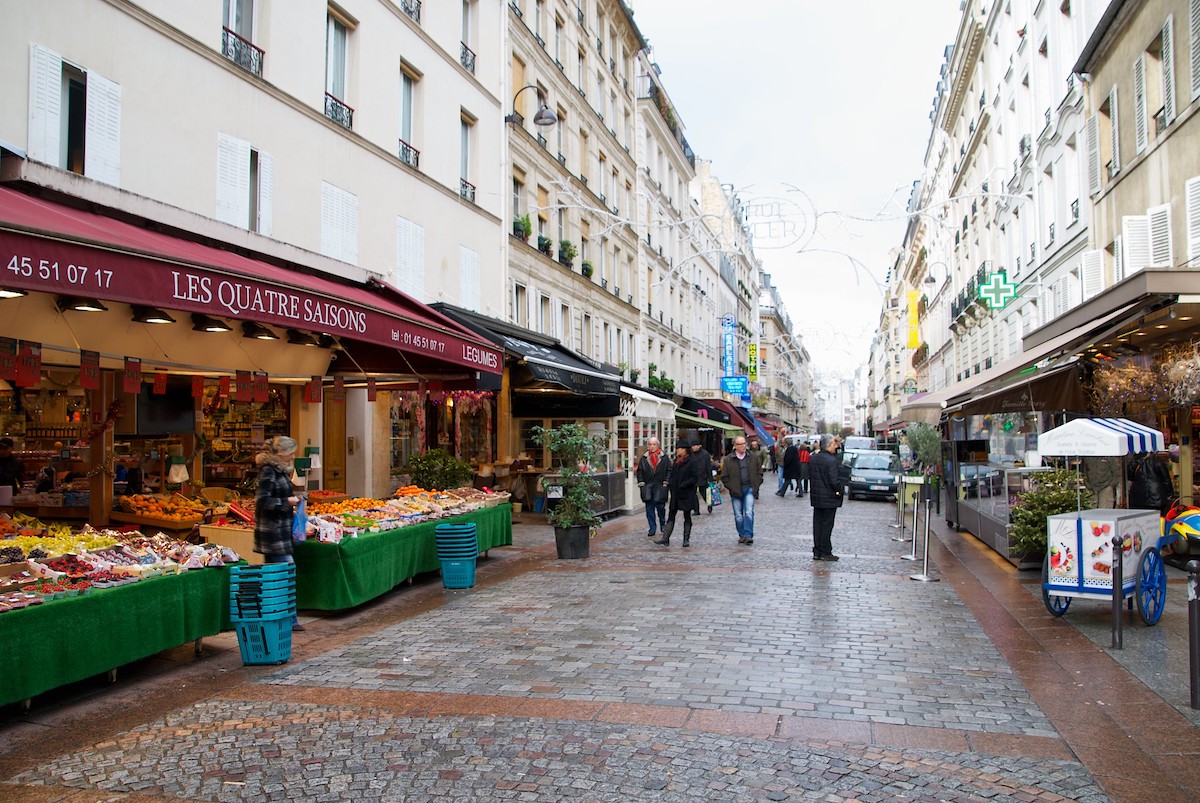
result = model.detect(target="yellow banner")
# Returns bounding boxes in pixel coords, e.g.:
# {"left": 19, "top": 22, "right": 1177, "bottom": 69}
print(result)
{"left": 906, "top": 290, "right": 920, "bottom": 349}
{"left": 748, "top": 344, "right": 758, "bottom": 381}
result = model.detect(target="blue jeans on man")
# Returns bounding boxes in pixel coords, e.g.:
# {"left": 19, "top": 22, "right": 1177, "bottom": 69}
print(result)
{"left": 644, "top": 500, "right": 666, "bottom": 534}
{"left": 730, "top": 488, "right": 756, "bottom": 541}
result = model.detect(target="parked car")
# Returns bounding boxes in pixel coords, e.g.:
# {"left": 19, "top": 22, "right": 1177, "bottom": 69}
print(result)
{"left": 847, "top": 451, "right": 902, "bottom": 500}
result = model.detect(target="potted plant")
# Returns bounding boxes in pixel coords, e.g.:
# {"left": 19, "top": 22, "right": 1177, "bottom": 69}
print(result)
{"left": 513, "top": 214, "right": 532, "bottom": 240}
{"left": 531, "top": 422, "right": 606, "bottom": 559}
{"left": 558, "top": 239, "right": 577, "bottom": 266}
{"left": 405, "top": 448, "right": 473, "bottom": 491}
{"left": 1009, "top": 468, "right": 1093, "bottom": 563}
{"left": 628, "top": 368, "right": 640, "bottom": 384}
{"left": 581, "top": 259, "right": 594, "bottom": 278}
{"left": 537, "top": 235, "right": 553, "bottom": 255}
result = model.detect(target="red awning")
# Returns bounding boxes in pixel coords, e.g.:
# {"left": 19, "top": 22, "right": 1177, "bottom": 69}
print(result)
{"left": 703, "top": 398, "right": 756, "bottom": 437}
{"left": 0, "top": 187, "right": 502, "bottom": 374}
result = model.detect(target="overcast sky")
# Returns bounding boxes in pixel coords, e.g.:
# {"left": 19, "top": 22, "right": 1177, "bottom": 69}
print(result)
{"left": 629, "top": 1, "right": 964, "bottom": 380}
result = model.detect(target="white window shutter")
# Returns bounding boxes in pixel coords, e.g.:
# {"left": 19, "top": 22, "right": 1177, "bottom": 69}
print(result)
{"left": 394, "top": 216, "right": 425, "bottom": 300}
{"left": 1113, "top": 234, "right": 1124, "bottom": 283}
{"left": 321, "top": 181, "right": 357, "bottom": 264}
{"left": 1054, "top": 277, "right": 1069, "bottom": 319}
{"left": 1038, "top": 286, "right": 1052, "bottom": 326}
{"left": 1163, "top": 16, "right": 1177, "bottom": 124}
{"left": 1081, "top": 250, "right": 1104, "bottom": 300}
{"left": 1109, "top": 87, "right": 1120, "bottom": 172}
{"left": 28, "top": 44, "right": 61, "bottom": 166}
{"left": 1134, "top": 54, "right": 1148, "bottom": 154}
{"left": 256, "top": 150, "right": 273, "bottom": 237}
{"left": 1122, "top": 215, "right": 1150, "bottom": 276}
{"left": 1148, "top": 203, "right": 1173, "bottom": 267}
{"left": 1185, "top": 175, "right": 1200, "bottom": 263}
{"left": 458, "top": 246, "right": 481, "bottom": 312}
{"left": 215, "top": 133, "right": 251, "bottom": 228}
{"left": 83, "top": 71, "right": 121, "bottom": 187}
{"left": 1085, "top": 113, "right": 1101, "bottom": 196}
{"left": 1191, "top": 0, "right": 1200, "bottom": 102}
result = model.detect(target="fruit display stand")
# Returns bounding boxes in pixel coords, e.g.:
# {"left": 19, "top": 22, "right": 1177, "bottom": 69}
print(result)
{"left": 292, "top": 503, "right": 512, "bottom": 610}
{"left": 0, "top": 566, "right": 234, "bottom": 708}
{"left": 198, "top": 523, "right": 263, "bottom": 565}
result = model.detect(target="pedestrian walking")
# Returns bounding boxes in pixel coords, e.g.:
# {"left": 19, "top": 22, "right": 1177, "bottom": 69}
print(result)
{"left": 1128, "top": 452, "right": 1174, "bottom": 516}
{"left": 810, "top": 434, "right": 843, "bottom": 561}
{"left": 656, "top": 441, "right": 701, "bottom": 547}
{"left": 720, "top": 435, "right": 764, "bottom": 545}
{"left": 636, "top": 437, "right": 671, "bottom": 538}
{"left": 798, "top": 443, "right": 811, "bottom": 496}
{"left": 254, "top": 435, "right": 305, "bottom": 631}
{"left": 778, "top": 440, "right": 802, "bottom": 497}
{"left": 690, "top": 440, "right": 715, "bottom": 513}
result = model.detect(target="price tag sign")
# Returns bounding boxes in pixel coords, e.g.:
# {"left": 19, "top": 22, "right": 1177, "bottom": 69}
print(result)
{"left": 0, "top": 338, "right": 15, "bottom": 382}
{"left": 152, "top": 371, "right": 167, "bottom": 394}
{"left": 367, "top": 378, "right": 377, "bottom": 402}
{"left": 218, "top": 375, "right": 231, "bottom": 398}
{"left": 122, "top": 357, "right": 142, "bottom": 394}
{"left": 305, "top": 376, "right": 323, "bottom": 404}
{"left": 191, "top": 375, "right": 205, "bottom": 398}
{"left": 16, "top": 342, "right": 41, "bottom": 387}
{"left": 252, "top": 372, "right": 269, "bottom": 403}
{"left": 331, "top": 375, "right": 345, "bottom": 402}
{"left": 80, "top": 350, "right": 100, "bottom": 390}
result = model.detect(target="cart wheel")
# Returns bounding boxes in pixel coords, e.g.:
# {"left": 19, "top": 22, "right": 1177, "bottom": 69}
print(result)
{"left": 1042, "top": 554, "right": 1071, "bottom": 617}
{"left": 1135, "top": 547, "right": 1166, "bottom": 626}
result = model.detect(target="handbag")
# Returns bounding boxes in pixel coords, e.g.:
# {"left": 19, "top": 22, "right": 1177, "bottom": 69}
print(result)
{"left": 709, "top": 481, "right": 722, "bottom": 506}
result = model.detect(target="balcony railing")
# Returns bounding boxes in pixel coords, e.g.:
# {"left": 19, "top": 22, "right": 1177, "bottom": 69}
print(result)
{"left": 324, "top": 93, "right": 353, "bottom": 129}
{"left": 1070, "top": 198, "right": 1080, "bottom": 222}
{"left": 400, "top": 0, "right": 421, "bottom": 23}
{"left": 459, "top": 178, "right": 476, "bottom": 202}
{"left": 460, "top": 42, "right": 476, "bottom": 73}
{"left": 398, "top": 138, "right": 419, "bottom": 169}
{"left": 576, "top": 4, "right": 584, "bottom": 24}
{"left": 1047, "top": 222, "right": 1055, "bottom": 245}
{"left": 222, "top": 27, "right": 264, "bottom": 77}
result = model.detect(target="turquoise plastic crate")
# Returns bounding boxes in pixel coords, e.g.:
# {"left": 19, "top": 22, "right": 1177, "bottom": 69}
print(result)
{"left": 440, "top": 558, "right": 476, "bottom": 589}
{"left": 234, "top": 616, "right": 293, "bottom": 665}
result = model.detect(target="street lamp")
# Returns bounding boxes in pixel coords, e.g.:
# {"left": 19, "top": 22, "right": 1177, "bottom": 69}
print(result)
{"left": 924, "top": 261, "right": 949, "bottom": 285}
{"left": 505, "top": 85, "right": 557, "bottom": 127}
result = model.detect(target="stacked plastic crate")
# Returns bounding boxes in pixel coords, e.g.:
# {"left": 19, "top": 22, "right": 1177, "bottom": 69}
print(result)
{"left": 434, "top": 523, "right": 479, "bottom": 588}
{"left": 229, "top": 563, "right": 296, "bottom": 665}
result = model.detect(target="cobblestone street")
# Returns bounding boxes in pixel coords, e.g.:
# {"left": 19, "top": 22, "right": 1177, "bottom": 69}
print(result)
{"left": 3, "top": 488, "right": 1200, "bottom": 801}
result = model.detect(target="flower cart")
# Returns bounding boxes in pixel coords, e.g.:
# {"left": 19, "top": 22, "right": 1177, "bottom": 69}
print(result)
{"left": 1037, "top": 417, "right": 1172, "bottom": 625}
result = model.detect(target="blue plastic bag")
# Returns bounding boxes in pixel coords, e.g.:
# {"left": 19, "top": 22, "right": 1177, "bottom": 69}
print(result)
{"left": 292, "top": 497, "right": 308, "bottom": 541}
{"left": 709, "top": 481, "right": 722, "bottom": 506}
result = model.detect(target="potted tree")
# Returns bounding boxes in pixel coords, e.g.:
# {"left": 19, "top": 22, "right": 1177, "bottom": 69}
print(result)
{"left": 537, "top": 234, "right": 553, "bottom": 255}
{"left": 558, "top": 240, "right": 577, "bottom": 267}
{"left": 513, "top": 213, "right": 532, "bottom": 241}
{"left": 581, "top": 259, "right": 594, "bottom": 278}
{"left": 531, "top": 422, "right": 606, "bottom": 559}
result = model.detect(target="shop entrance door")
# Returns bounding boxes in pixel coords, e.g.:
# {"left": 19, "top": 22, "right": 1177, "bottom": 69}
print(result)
{"left": 323, "top": 402, "right": 347, "bottom": 493}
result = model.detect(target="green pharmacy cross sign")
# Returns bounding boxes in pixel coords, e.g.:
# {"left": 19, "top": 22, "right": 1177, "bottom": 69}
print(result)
{"left": 978, "top": 271, "right": 1017, "bottom": 309}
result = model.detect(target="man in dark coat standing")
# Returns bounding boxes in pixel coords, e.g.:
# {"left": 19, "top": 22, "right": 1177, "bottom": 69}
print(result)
{"left": 636, "top": 437, "right": 671, "bottom": 538}
{"left": 809, "top": 434, "right": 844, "bottom": 561}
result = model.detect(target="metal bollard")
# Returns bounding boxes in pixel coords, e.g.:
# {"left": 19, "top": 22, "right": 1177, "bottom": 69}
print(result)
{"left": 1189, "top": 560, "right": 1200, "bottom": 709}
{"left": 1111, "top": 534, "right": 1123, "bottom": 650}
{"left": 910, "top": 493, "right": 940, "bottom": 582}
{"left": 889, "top": 485, "right": 904, "bottom": 534}
{"left": 901, "top": 487, "right": 920, "bottom": 560}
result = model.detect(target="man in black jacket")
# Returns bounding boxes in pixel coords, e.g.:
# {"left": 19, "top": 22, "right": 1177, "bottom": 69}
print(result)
{"left": 809, "top": 434, "right": 844, "bottom": 561}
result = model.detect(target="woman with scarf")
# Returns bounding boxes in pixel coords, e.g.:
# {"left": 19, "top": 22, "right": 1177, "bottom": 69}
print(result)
{"left": 254, "top": 435, "right": 305, "bottom": 631}
{"left": 655, "top": 440, "right": 701, "bottom": 548}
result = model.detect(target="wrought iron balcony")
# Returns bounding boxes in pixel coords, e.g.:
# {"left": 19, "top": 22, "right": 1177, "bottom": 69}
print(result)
{"left": 536, "top": 133, "right": 547, "bottom": 148}
{"left": 324, "top": 93, "right": 353, "bottom": 129}
{"left": 459, "top": 178, "right": 476, "bottom": 202}
{"left": 1018, "top": 134, "right": 1031, "bottom": 159}
{"left": 222, "top": 28, "right": 264, "bottom": 77}
{"left": 401, "top": 0, "right": 421, "bottom": 23}
{"left": 576, "top": 4, "right": 584, "bottom": 24}
{"left": 1047, "top": 222, "right": 1055, "bottom": 245}
{"left": 398, "top": 138, "right": 419, "bottom": 169}
{"left": 460, "top": 42, "right": 476, "bottom": 73}
{"left": 1044, "top": 107, "right": 1051, "bottom": 127}
{"left": 509, "top": 1, "right": 521, "bottom": 17}
{"left": 557, "top": 152, "right": 566, "bottom": 165}
{"left": 595, "top": 35, "right": 602, "bottom": 53}
{"left": 534, "top": 33, "right": 545, "bottom": 48}
{"left": 1070, "top": 199, "right": 1080, "bottom": 222}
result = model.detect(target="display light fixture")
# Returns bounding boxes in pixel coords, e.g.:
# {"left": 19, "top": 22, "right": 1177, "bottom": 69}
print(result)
{"left": 131, "top": 305, "right": 176, "bottom": 324}
{"left": 0, "top": 288, "right": 28, "bottom": 299}
{"left": 191, "top": 313, "right": 232, "bottom": 333}
{"left": 56, "top": 296, "right": 108, "bottom": 313}
{"left": 241, "top": 321, "right": 279, "bottom": 341}
{"left": 286, "top": 329, "right": 320, "bottom": 346}
{"left": 316, "top": 333, "right": 342, "bottom": 350}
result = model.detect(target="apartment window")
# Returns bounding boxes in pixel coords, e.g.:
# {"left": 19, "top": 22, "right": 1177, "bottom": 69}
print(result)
{"left": 320, "top": 181, "right": 358, "bottom": 265}
{"left": 556, "top": 207, "right": 564, "bottom": 243}
{"left": 609, "top": 91, "right": 617, "bottom": 127}
{"left": 399, "top": 65, "right": 420, "bottom": 167}
{"left": 28, "top": 44, "right": 121, "bottom": 186}
{"left": 558, "top": 303, "right": 571, "bottom": 342}
{"left": 325, "top": 11, "right": 353, "bottom": 127}
{"left": 1134, "top": 20, "right": 1174, "bottom": 153}
{"left": 534, "top": 0, "right": 544, "bottom": 40}
{"left": 579, "top": 130, "right": 590, "bottom": 181}
{"left": 556, "top": 107, "right": 566, "bottom": 157}
{"left": 460, "top": 113, "right": 475, "bottom": 200}
{"left": 513, "top": 283, "right": 528, "bottom": 327}
{"left": 599, "top": 238, "right": 607, "bottom": 282}
{"left": 581, "top": 312, "right": 593, "bottom": 356}
{"left": 462, "top": 0, "right": 474, "bottom": 47}
{"left": 537, "top": 185, "right": 549, "bottom": 237}
{"left": 602, "top": 322, "right": 611, "bottom": 361}
{"left": 598, "top": 152, "right": 608, "bottom": 200}
{"left": 595, "top": 72, "right": 604, "bottom": 115}
{"left": 222, "top": 0, "right": 263, "bottom": 75}
{"left": 554, "top": 16, "right": 564, "bottom": 62}
{"left": 1086, "top": 89, "right": 1118, "bottom": 195}
{"left": 577, "top": 48, "right": 585, "bottom": 90}
{"left": 216, "top": 132, "right": 273, "bottom": 235}
{"left": 512, "top": 175, "right": 524, "bottom": 217}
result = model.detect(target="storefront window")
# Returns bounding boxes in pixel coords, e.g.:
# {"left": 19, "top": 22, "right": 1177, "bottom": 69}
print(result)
{"left": 452, "top": 392, "right": 493, "bottom": 464}
{"left": 389, "top": 392, "right": 424, "bottom": 476}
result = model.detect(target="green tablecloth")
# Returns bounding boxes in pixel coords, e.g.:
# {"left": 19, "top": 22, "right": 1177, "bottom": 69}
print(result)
{"left": 0, "top": 567, "right": 232, "bottom": 707}
{"left": 292, "top": 504, "right": 512, "bottom": 611}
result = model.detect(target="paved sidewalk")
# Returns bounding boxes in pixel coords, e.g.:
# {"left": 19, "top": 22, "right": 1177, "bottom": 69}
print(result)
{"left": 2, "top": 487, "right": 1200, "bottom": 801}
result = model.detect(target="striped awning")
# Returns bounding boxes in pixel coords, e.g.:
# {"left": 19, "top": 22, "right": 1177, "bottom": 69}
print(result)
{"left": 1037, "top": 417, "right": 1166, "bottom": 456}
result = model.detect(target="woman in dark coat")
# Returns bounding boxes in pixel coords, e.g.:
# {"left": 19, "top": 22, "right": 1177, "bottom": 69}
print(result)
{"left": 254, "top": 435, "right": 304, "bottom": 631}
{"left": 780, "top": 443, "right": 802, "bottom": 497}
{"left": 656, "top": 441, "right": 701, "bottom": 547}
